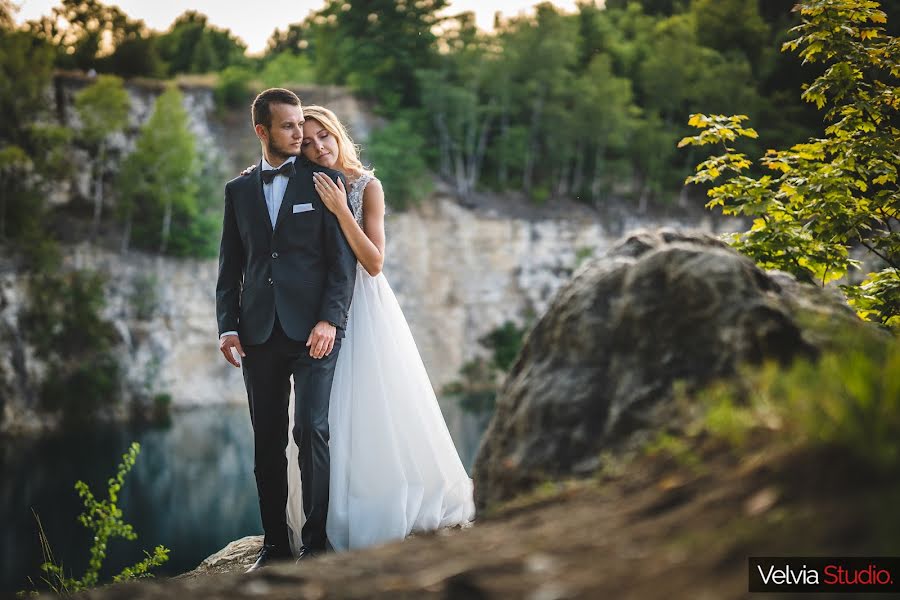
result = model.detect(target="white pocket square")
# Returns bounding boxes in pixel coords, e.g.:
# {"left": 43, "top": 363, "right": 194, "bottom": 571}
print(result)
{"left": 293, "top": 203, "right": 314, "bottom": 213}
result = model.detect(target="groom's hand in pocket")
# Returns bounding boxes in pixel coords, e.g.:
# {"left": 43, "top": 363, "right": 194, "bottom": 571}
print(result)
{"left": 219, "top": 334, "right": 245, "bottom": 368}
{"left": 307, "top": 321, "right": 336, "bottom": 359}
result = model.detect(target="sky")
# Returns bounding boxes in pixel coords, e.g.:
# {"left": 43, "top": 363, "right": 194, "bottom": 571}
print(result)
{"left": 13, "top": 0, "right": 585, "bottom": 54}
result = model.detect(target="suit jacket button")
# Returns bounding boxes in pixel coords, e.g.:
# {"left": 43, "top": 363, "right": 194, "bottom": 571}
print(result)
{"left": 268, "top": 277, "right": 274, "bottom": 285}
{"left": 272, "top": 252, "right": 278, "bottom": 259}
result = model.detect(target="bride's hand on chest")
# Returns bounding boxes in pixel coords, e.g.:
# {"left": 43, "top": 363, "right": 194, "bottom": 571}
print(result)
{"left": 313, "top": 172, "right": 351, "bottom": 218}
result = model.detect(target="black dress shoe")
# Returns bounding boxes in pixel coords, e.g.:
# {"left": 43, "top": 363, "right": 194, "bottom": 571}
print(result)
{"left": 295, "top": 546, "right": 321, "bottom": 563}
{"left": 246, "top": 544, "right": 291, "bottom": 573}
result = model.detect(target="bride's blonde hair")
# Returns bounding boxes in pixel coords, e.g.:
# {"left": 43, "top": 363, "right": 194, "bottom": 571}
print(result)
{"left": 302, "top": 105, "right": 373, "bottom": 177}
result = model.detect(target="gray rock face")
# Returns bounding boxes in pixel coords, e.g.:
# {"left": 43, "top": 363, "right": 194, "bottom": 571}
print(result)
{"left": 472, "top": 228, "right": 861, "bottom": 510}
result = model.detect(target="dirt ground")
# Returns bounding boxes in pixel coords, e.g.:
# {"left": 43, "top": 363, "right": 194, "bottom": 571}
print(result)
{"left": 70, "top": 432, "right": 898, "bottom": 600}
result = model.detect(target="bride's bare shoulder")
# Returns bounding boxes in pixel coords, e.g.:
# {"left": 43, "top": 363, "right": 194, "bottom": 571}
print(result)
{"left": 362, "top": 177, "right": 383, "bottom": 200}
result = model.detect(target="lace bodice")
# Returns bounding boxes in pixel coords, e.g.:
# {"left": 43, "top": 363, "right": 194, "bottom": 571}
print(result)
{"left": 347, "top": 174, "right": 375, "bottom": 224}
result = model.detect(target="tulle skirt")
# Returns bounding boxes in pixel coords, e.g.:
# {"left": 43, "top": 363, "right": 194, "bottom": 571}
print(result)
{"left": 286, "top": 264, "right": 475, "bottom": 552}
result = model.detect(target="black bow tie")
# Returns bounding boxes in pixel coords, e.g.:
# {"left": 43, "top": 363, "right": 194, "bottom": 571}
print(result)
{"left": 261, "top": 161, "right": 295, "bottom": 184}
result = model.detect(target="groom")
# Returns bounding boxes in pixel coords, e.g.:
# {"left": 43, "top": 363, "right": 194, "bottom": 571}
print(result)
{"left": 216, "top": 88, "right": 356, "bottom": 570}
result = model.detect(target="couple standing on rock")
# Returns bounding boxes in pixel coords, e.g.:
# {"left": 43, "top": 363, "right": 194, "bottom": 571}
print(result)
{"left": 216, "top": 88, "right": 474, "bottom": 571}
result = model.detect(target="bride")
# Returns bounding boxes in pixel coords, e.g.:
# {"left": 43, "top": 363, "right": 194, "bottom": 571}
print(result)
{"left": 278, "top": 106, "right": 475, "bottom": 552}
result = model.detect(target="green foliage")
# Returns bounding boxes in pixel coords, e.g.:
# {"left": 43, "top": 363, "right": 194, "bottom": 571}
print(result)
{"left": 698, "top": 379, "right": 769, "bottom": 446}
{"left": 21, "top": 269, "right": 115, "bottom": 360}
{"left": 265, "top": 23, "right": 311, "bottom": 56}
{"left": 480, "top": 320, "right": 528, "bottom": 372}
{"left": 0, "top": 28, "right": 71, "bottom": 253}
{"left": 6, "top": 0, "right": 831, "bottom": 218}
{"left": 396, "top": 0, "right": 801, "bottom": 204}
{"left": 27, "top": 0, "right": 134, "bottom": 71}
{"left": 444, "top": 358, "right": 497, "bottom": 415}
{"left": 118, "top": 86, "right": 219, "bottom": 257}
{"left": 5, "top": 0, "right": 835, "bottom": 213}
{"left": 365, "top": 116, "right": 432, "bottom": 209}
{"left": 444, "top": 320, "right": 528, "bottom": 414}
{"left": 75, "top": 75, "right": 130, "bottom": 149}
{"left": 846, "top": 269, "right": 900, "bottom": 328}
{"left": 213, "top": 65, "right": 254, "bottom": 110}
{"left": 129, "top": 273, "right": 159, "bottom": 320}
{"left": 307, "top": 0, "right": 447, "bottom": 113}
{"left": 40, "top": 354, "right": 121, "bottom": 424}
{"left": 105, "top": 32, "right": 165, "bottom": 78}
{"left": 26, "top": 0, "right": 164, "bottom": 77}
{"left": 690, "top": 0, "right": 770, "bottom": 65}
{"left": 75, "top": 75, "right": 131, "bottom": 233}
{"left": 680, "top": 0, "right": 900, "bottom": 327}
{"left": 575, "top": 246, "right": 595, "bottom": 269}
{"left": 307, "top": 0, "right": 446, "bottom": 110}
{"left": 21, "top": 269, "right": 122, "bottom": 423}
{"left": 644, "top": 431, "right": 703, "bottom": 470}
{"left": 259, "top": 52, "right": 315, "bottom": 88}
{"left": 156, "top": 10, "right": 247, "bottom": 76}
{"left": 27, "top": 443, "right": 169, "bottom": 595}
{"left": 150, "top": 393, "right": 172, "bottom": 425}
{"left": 605, "top": 0, "right": 682, "bottom": 16}
{"left": 697, "top": 333, "right": 900, "bottom": 471}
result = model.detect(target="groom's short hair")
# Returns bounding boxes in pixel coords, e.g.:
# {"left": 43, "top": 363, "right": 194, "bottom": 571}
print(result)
{"left": 252, "top": 88, "right": 302, "bottom": 129}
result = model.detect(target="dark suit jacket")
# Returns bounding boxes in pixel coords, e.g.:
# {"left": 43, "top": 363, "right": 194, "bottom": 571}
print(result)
{"left": 216, "top": 156, "right": 357, "bottom": 346}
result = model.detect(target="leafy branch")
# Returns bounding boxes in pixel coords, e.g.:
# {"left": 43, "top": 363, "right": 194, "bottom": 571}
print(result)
{"left": 679, "top": 0, "right": 900, "bottom": 328}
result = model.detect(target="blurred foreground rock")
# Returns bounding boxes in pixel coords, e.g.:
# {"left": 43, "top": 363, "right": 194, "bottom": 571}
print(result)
{"left": 473, "top": 228, "right": 863, "bottom": 510}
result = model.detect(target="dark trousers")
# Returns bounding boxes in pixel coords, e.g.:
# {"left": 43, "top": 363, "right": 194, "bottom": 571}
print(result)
{"left": 242, "top": 316, "right": 340, "bottom": 552}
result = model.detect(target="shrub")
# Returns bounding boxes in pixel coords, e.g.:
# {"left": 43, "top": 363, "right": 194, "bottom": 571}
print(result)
{"left": 696, "top": 332, "right": 900, "bottom": 471}
{"left": 214, "top": 65, "right": 254, "bottom": 110}
{"left": 21, "top": 269, "right": 122, "bottom": 424}
{"left": 23, "top": 443, "right": 169, "bottom": 596}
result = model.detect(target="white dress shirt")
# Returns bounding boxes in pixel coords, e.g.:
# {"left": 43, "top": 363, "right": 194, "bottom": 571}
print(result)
{"left": 261, "top": 155, "right": 296, "bottom": 228}
{"left": 219, "top": 155, "right": 297, "bottom": 340}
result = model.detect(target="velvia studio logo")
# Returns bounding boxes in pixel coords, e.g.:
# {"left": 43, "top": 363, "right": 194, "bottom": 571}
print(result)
{"left": 749, "top": 557, "right": 900, "bottom": 593}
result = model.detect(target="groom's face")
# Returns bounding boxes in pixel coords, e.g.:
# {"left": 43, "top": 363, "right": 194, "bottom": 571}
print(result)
{"left": 257, "top": 102, "right": 304, "bottom": 161}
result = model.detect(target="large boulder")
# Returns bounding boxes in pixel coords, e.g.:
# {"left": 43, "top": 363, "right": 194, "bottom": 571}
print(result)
{"left": 473, "top": 228, "right": 862, "bottom": 510}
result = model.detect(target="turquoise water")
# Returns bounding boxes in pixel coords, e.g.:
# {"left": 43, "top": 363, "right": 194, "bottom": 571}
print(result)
{"left": 1, "top": 398, "right": 490, "bottom": 593}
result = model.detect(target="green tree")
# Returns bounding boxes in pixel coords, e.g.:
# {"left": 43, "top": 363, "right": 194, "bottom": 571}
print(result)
{"left": 574, "top": 54, "right": 638, "bottom": 202}
{"left": 213, "top": 64, "right": 254, "bottom": 110}
{"left": 417, "top": 13, "right": 496, "bottom": 201}
{"left": 74, "top": 75, "right": 131, "bottom": 236}
{"left": 259, "top": 52, "right": 315, "bottom": 88}
{"left": 309, "top": 0, "right": 446, "bottom": 110}
{"left": 156, "top": 11, "right": 247, "bottom": 75}
{"left": 104, "top": 27, "right": 165, "bottom": 78}
{"left": 679, "top": 0, "right": 900, "bottom": 328}
{"left": 690, "top": 0, "right": 770, "bottom": 67}
{"left": 27, "top": 0, "right": 134, "bottom": 71}
{"left": 367, "top": 116, "right": 432, "bottom": 209}
{"left": 118, "top": 86, "right": 198, "bottom": 255}
{"left": 635, "top": 12, "right": 762, "bottom": 200}
{"left": 494, "top": 3, "right": 580, "bottom": 197}
{"left": 604, "top": 0, "right": 684, "bottom": 16}
{"left": 265, "top": 22, "right": 311, "bottom": 56}
{"left": 0, "top": 27, "right": 70, "bottom": 266}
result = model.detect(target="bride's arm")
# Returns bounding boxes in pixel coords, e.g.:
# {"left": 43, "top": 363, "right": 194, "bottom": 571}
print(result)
{"left": 314, "top": 173, "right": 386, "bottom": 276}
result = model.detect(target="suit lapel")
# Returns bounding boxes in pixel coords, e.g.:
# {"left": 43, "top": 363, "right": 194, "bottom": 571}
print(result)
{"left": 273, "top": 168, "right": 299, "bottom": 232}
{"left": 252, "top": 161, "right": 275, "bottom": 232}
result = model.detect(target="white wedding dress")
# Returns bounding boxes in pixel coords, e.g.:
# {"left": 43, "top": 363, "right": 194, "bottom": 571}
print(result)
{"left": 285, "top": 174, "right": 475, "bottom": 552}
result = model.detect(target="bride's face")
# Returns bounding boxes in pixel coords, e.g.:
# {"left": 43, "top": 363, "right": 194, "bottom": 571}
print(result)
{"left": 301, "top": 119, "right": 339, "bottom": 169}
